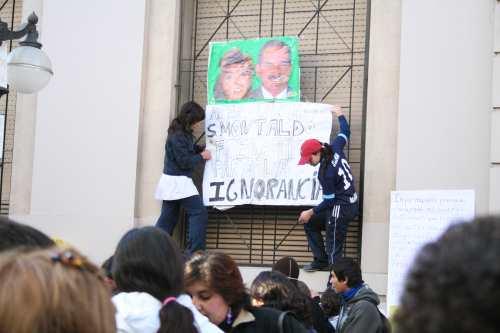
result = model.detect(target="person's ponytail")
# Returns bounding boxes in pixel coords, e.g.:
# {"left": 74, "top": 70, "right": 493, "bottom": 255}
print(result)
{"left": 319, "top": 142, "right": 333, "bottom": 178}
{"left": 158, "top": 301, "right": 197, "bottom": 333}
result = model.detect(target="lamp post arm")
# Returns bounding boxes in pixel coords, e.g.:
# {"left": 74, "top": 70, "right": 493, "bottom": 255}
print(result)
{"left": 0, "top": 12, "right": 41, "bottom": 48}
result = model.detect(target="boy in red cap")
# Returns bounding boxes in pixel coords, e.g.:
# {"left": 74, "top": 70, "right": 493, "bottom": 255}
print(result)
{"left": 297, "top": 105, "right": 359, "bottom": 272}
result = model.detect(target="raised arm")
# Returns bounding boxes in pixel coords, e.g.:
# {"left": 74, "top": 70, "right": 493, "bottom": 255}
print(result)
{"left": 331, "top": 105, "right": 350, "bottom": 151}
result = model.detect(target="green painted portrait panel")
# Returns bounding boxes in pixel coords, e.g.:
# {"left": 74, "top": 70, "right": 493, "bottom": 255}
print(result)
{"left": 207, "top": 36, "right": 300, "bottom": 104}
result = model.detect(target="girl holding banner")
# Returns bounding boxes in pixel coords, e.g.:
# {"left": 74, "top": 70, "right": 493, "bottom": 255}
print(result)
{"left": 155, "top": 101, "right": 212, "bottom": 254}
{"left": 297, "top": 106, "right": 359, "bottom": 272}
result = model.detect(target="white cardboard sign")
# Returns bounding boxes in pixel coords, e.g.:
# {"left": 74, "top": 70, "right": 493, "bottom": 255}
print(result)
{"left": 203, "top": 102, "right": 332, "bottom": 206}
{"left": 387, "top": 190, "right": 475, "bottom": 313}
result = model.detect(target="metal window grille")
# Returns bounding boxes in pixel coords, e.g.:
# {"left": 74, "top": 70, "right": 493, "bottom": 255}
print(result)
{"left": 177, "top": 0, "right": 370, "bottom": 266}
{"left": 0, "top": 0, "right": 21, "bottom": 216}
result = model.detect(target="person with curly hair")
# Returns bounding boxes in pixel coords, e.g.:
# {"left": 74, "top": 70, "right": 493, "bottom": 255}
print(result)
{"left": 272, "top": 256, "right": 335, "bottom": 333}
{"left": 394, "top": 215, "right": 500, "bottom": 333}
{"left": 250, "top": 270, "right": 314, "bottom": 331}
{"left": 320, "top": 288, "right": 341, "bottom": 329}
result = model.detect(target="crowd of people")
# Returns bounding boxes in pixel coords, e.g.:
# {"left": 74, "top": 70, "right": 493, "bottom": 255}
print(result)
{"left": 1, "top": 214, "right": 499, "bottom": 332}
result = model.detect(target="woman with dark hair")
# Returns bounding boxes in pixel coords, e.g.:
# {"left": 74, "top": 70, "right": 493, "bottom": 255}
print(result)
{"left": 297, "top": 105, "right": 359, "bottom": 272}
{"left": 155, "top": 101, "right": 212, "bottom": 254}
{"left": 250, "top": 271, "right": 315, "bottom": 332}
{"left": 185, "top": 252, "right": 308, "bottom": 333}
{"left": 112, "top": 226, "right": 222, "bottom": 333}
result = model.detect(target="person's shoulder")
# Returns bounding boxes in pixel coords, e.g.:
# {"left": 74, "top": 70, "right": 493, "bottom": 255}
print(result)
{"left": 353, "top": 299, "right": 378, "bottom": 311}
{"left": 168, "top": 130, "right": 191, "bottom": 141}
{"left": 349, "top": 297, "right": 380, "bottom": 319}
{"left": 250, "top": 306, "right": 282, "bottom": 319}
{"left": 251, "top": 308, "right": 307, "bottom": 332}
{"left": 112, "top": 292, "right": 161, "bottom": 333}
{"left": 247, "top": 307, "right": 288, "bottom": 328}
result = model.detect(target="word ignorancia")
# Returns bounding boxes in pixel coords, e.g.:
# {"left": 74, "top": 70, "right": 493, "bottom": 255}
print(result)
{"left": 208, "top": 175, "right": 322, "bottom": 202}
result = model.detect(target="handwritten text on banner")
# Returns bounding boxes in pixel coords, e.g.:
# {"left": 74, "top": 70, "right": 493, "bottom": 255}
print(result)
{"left": 203, "top": 102, "right": 332, "bottom": 206}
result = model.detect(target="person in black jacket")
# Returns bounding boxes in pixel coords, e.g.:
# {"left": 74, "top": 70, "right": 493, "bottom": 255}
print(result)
{"left": 250, "top": 270, "right": 314, "bottom": 331}
{"left": 155, "top": 101, "right": 212, "bottom": 253}
{"left": 185, "top": 252, "right": 308, "bottom": 333}
{"left": 272, "top": 256, "right": 335, "bottom": 333}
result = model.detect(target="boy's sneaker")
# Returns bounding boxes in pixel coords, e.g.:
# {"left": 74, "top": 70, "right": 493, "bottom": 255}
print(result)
{"left": 303, "top": 262, "right": 329, "bottom": 272}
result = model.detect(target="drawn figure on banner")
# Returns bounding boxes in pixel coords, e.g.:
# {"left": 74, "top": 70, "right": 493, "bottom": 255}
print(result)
{"left": 214, "top": 48, "right": 253, "bottom": 101}
{"left": 251, "top": 40, "right": 293, "bottom": 99}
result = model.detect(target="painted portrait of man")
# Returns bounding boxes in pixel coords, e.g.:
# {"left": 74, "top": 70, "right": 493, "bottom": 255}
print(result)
{"left": 251, "top": 40, "right": 293, "bottom": 99}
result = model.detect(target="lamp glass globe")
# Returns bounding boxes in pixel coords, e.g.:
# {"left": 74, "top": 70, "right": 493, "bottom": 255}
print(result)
{"left": 6, "top": 46, "right": 53, "bottom": 94}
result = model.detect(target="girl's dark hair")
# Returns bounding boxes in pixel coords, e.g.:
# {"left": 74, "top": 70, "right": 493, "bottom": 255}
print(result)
{"left": 318, "top": 143, "right": 333, "bottom": 178}
{"left": 295, "top": 280, "right": 311, "bottom": 298}
{"left": 113, "top": 227, "right": 196, "bottom": 332}
{"left": 250, "top": 271, "right": 313, "bottom": 328}
{"left": 112, "top": 226, "right": 184, "bottom": 300}
{"left": 168, "top": 101, "right": 205, "bottom": 134}
{"left": 184, "top": 252, "right": 250, "bottom": 316}
{"left": 101, "top": 255, "right": 113, "bottom": 279}
{"left": 0, "top": 216, "right": 54, "bottom": 252}
{"left": 158, "top": 301, "right": 197, "bottom": 333}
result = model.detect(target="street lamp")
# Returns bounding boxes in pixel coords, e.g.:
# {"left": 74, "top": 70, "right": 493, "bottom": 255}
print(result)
{"left": 0, "top": 12, "right": 53, "bottom": 96}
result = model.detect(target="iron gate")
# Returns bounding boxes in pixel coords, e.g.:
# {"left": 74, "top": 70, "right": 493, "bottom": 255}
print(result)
{"left": 0, "top": 0, "right": 21, "bottom": 216}
{"left": 177, "top": 0, "right": 370, "bottom": 265}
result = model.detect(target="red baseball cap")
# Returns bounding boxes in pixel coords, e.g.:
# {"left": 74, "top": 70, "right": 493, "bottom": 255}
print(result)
{"left": 298, "top": 139, "right": 322, "bottom": 165}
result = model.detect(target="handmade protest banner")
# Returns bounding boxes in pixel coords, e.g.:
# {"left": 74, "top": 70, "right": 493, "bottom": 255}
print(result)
{"left": 386, "top": 190, "right": 475, "bottom": 315}
{"left": 202, "top": 102, "right": 332, "bottom": 206}
{"left": 207, "top": 36, "right": 300, "bottom": 104}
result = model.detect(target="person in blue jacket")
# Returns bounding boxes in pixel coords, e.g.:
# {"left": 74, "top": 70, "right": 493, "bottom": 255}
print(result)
{"left": 155, "top": 101, "right": 212, "bottom": 254}
{"left": 297, "top": 105, "right": 359, "bottom": 272}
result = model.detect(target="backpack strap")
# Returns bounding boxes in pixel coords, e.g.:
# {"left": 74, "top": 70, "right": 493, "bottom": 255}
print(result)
{"left": 364, "top": 299, "right": 391, "bottom": 333}
{"left": 278, "top": 310, "right": 291, "bottom": 333}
